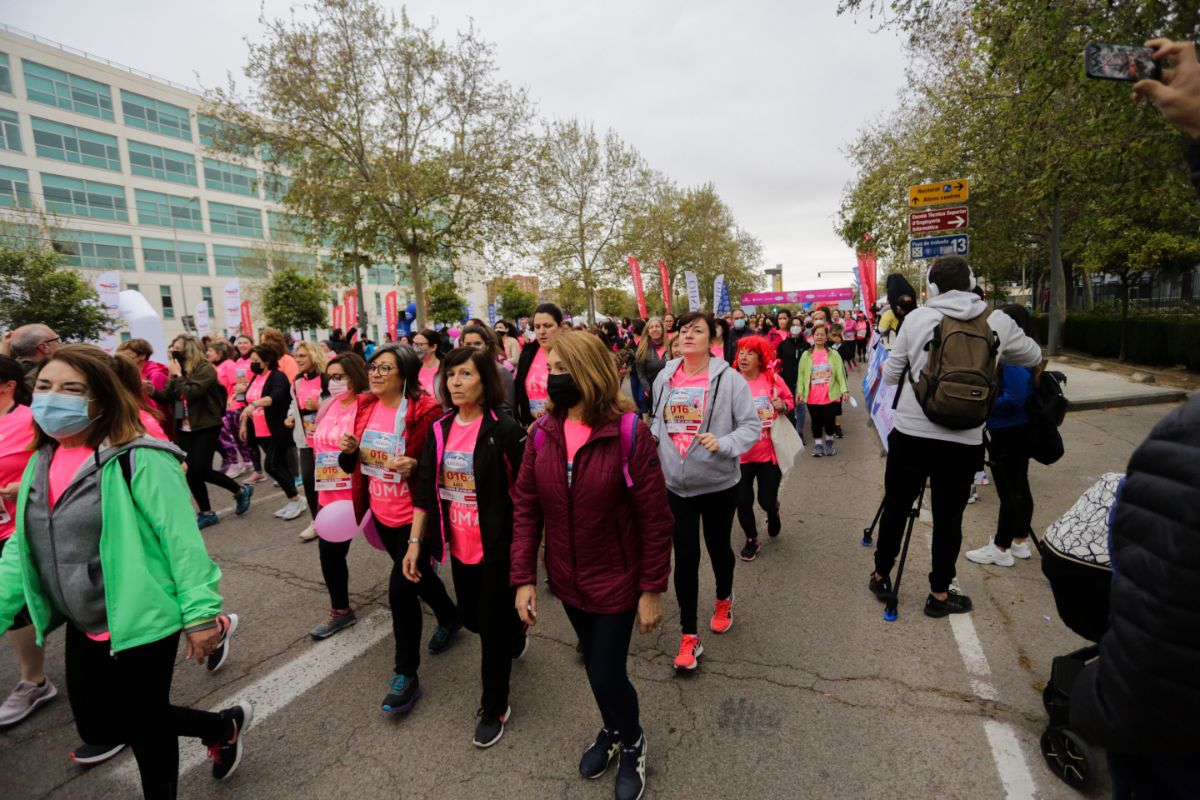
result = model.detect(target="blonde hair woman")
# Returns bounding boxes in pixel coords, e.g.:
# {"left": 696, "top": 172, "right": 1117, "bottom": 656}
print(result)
{"left": 164, "top": 334, "right": 253, "bottom": 527}
{"left": 512, "top": 333, "right": 674, "bottom": 800}
{"left": 290, "top": 340, "right": 330, "bottom": 540}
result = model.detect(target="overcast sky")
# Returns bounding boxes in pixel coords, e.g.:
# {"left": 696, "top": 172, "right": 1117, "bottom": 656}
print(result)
{"left": 6, "top": 1, "right": 909, "bottom": 292}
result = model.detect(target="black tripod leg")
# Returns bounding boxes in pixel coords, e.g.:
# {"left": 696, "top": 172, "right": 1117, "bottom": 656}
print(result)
{"left": 862, "top": 495, "right": 885, "bottom": 547}
{"left": 884, "top": 482, "right": 927, "bottom": 621}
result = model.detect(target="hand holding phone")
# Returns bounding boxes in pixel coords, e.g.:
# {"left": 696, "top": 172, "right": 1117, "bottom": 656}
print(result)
{"left": 1132, "top": 39, "right": 1200, "bottom": 140}
{"left": 1085, "top": 42, "right": 1161, "bottom": 83}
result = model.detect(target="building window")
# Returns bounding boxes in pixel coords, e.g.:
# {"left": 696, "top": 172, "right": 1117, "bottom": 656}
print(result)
{"left": 201, "top": 285, "right": 213, "bottom": 308}
{"left": 31, "top": 117, "right": 121, "bottom": 171}
{"left": 0, "top": 223, "right": 38, "bottom": 249}
{"left": 120, "top": 90, "right": 191, "bottom": 141}
{"left": 143, "top": 238, "right": 208, "bottom": 275}
{"left": 0, "top": 166, "right": 31, "bottom": 209}
{"left": 267, "top": 211, "right": 306, "bottom": 243}
{"left": 0, "top": 53, "right": 11, "bottom": 94}
{"left": 208, "top": 201, "right": 263, "bottom": 238}
{"left": 127, "top": 282, "right": 139, "bottom": 292}
{"left": 160, "top": 285, "right": 175, "bottom": 319}
{"left": 41, "top": 173, "right": 127, "bottom": 220}
{"left": 135, "top": 189, "right": 202, "bottom": 231}
{"left": 203, "top": 158, "right": 257, "bottom": 196}
{"left": 51, "top": 230, "right": 136, "bottom": 270}
{"left": 263, "top": 172, "right": 292, "bottom": 202}
{"left": 128, "top": 140, "right": 197, "bottom": 185}
{"left": 0, "top": 109, "right": 20, "bottom": 152}
{"left": 213, "top": 245, "right": 267, "bottom": 277}
{"left": 22, "top": 59, "right": 114, "bottom": 120}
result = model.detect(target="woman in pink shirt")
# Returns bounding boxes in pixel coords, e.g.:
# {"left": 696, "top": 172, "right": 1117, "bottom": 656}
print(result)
{"left": 412, "top": 329, "right": 443, "bottom": 404}
{"left": 307, "top": 353, "right": 368, "bottom": 640}
{"left": 514, "top": 303, "right": 563, "bottom": 426}
{"left": 291, "top": 341, "right": 329, "bottom": 540}
{"left": 228, "top": 335, "right": 263, "bottom": 482}
{"left": 405, "top": 347, "right": 528, "bottom": 748}
{"left": 733, "top": 336, "right": 794, "bottom": 562}
{"left": 208, "top": 340, "right": 246, "bottom": 474}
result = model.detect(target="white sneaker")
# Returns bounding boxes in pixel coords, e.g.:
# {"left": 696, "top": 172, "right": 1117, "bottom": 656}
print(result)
{"left": 1009, "top": 540, "right": 1032, "bottom": 559}
{"left": 974, "top": 470, "right": 989, "bottom": 486}
{"left": 278, "top": 499, "right": 305, "bottom": 521}
{"left": 965, "top": 541, "right": 1015, "bottom": 567}
{"left": 297, "top": 524, "right": 317, "bottom": 541}
{"left": 967, "top": 485, "right": 978, "bottom": 504}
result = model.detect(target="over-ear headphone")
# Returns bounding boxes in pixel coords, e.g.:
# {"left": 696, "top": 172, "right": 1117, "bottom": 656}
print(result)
{"left": 926, "top": 265, "right": 977, "bottom": 298}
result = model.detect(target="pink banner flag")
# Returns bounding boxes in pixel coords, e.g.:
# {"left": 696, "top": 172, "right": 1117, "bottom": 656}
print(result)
{"left": 657, "top": 259, "right": 672, "bottom": 315}
{"left": 627, "top": 257, "right": 649, "bottom": 319}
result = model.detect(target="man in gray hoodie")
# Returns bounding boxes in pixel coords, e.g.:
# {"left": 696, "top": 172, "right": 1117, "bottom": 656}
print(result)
{"left": 869, "top": 257, "right": 1043, "bottom": 617}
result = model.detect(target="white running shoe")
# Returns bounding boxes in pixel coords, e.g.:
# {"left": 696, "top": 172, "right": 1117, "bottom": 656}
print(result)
{"left": 278, "top": 499, "right": 305, "bottom": 521}
{"left": 1009, "top": 540, "right": 1032, "bottom": 559}
{"left": 967, "top": 485, "right": 978, "bottom": 504}
{"left": 966, "top": 541, "right": 1015, "bottom": 567}
{"left": 297, "top": 524, "right": 317, "bottom": 541}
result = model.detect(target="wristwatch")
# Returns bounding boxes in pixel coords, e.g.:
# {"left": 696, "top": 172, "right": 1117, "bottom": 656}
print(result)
{"left": 407, "top": 537, "right": 422, "bottom": 544}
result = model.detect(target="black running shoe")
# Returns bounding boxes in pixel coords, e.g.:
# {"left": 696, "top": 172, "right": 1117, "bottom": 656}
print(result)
{"left": 427, "top": 621, "right": 462, "bottom": 655}
{"left": 835, "top": 426, "right": 845, "bottom": 438}
{"left": 924, "top": 590, "right": 973, "bottom": 618}
{"left": 472, "top": 705, "right": 510, "bottom": 748}
{"left": 381, "top": 674, "right": 421, "bottom": 713}
{"left": 208, "top": 701, "right": 252, "bottom": 780}
{"left": 739, "top": 538, "right": 759, "bottom": 562}
{"left": 70, "top": 743, "right": 125, "bottom": 765}
{"left": 868, "top": 573, "right": 892, "bottom": 603}
{"left": 579, "top": 728, "right": 621, "bottom": 779}
{"left": 615, "top": 734, "right": 647, "bottom": 800}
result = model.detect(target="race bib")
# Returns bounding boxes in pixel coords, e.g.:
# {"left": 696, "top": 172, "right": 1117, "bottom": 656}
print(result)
{"left": 360, "top": 429, "right": 406, "bottom": 482}
{"left": 754, "top": 395, "right": 776, "bottom": 429}
{"left": 665, "top": 386, "right": 705, "bottom": 435}
{"left": 811, "top": 365, "right": 831, "bottom": 386}
{"left": 301, "top": 412, "right": 318, "bottom": 437}
{"left": 529, "top": 398, "right": 547, "bottom": 417}
{"left": 438, "top": 450, "right": 477, "bottom": 506}
{"left": 314, "top": 450, "right": 352, "bottom": 492}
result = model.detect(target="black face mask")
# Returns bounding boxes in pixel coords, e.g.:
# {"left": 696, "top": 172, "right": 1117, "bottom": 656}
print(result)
{"left": 172, "top": 351, "right": 186, "bottom": 363}
{"left": 250, "top": 362, "right": 264, "bottom": 375}
{"left": 547, "top": 373, "right": 582, "bottom": 409}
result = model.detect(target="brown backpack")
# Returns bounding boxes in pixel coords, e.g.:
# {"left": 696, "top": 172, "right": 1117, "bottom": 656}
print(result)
{"left": 900, "top": 312, "right": 1000, "bottom": 430}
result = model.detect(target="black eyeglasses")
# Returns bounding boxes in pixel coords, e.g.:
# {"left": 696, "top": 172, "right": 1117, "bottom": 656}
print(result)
{"left": 367, "top": 363, "right": 395, "bottom": 374}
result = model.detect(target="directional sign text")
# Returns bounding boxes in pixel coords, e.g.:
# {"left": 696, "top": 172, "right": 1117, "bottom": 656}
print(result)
{"left": 908, "top": 206, "right": 969, "bottom": 234}
{"left": 908, "top": 180, "right": 969, "bottom": 207}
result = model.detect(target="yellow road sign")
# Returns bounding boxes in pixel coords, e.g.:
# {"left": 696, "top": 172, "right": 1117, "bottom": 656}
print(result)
{"left": 908, "top": 179, "right": 969, "bottom": 207}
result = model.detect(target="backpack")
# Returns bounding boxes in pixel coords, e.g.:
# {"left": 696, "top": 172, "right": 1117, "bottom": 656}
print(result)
{"left": 533, "top": 411, "right": 638, "bottom": 488}
{"left": 902, "top": 312, "right": 1000, "bottom": 430}
{"left": 1027, "top": 370, "right": 1069, "bottom": 465}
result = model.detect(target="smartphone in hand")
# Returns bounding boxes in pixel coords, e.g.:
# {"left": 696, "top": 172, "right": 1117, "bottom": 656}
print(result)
{"left": 1084, "top": 42, "right": 1161, "bottom": 83}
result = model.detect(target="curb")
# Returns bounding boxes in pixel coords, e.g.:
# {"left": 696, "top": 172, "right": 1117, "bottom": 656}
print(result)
{"left": 1066, "top": 391, "right": 1189, "bottom": 412}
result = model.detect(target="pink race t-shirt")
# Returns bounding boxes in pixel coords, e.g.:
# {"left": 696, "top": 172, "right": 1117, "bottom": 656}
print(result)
{"left": 418, "top": 363, "right": 439, "bottom": 397}
{"left": 0, "top": 405, "right": 35, "bottom": 540}
{"left": 48, "top": 445, "right": 95, "bottom": 509}
{"left": 742, "top": 373, "right": 779, "bottom": 465}
{"left": 295, "top": 375, "right": 324, "bottom": 446}
{"left": 807, "top": 349, "right": 833, "bottom": 406}
{"left": 563, "top": 418, "right": 592, "bottom": 487}
{"left": 365, "top": 402, "right": 412, "bottom": 527}
{"left": 139, "top": 410, "right": 168, "bottom": 441}
{"left": 312, "top": 398, "right": 357, "bottom": 507}
{"left": 442, "top": 415, "right": 483, "bottom": 564}
{"left": 215, "top": 359, "right": 238, "bottom": 397}
{"left": 525, "top": 348, "right": 549, "bottom": 418}
{"left": 664, "top": 363, "right": 709, "bottom": 459}
{"left": 245, "top": 373, "right": 271, "bottom": 438}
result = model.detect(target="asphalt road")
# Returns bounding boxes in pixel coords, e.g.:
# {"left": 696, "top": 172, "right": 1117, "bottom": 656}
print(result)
{"left": 1, "top": 388, "right": 1182, "bottom": 799}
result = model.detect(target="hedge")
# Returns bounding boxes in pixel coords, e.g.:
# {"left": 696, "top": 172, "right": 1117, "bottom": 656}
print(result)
{"left": 1034, "top": 312, "right": 1200, "bottom": 370}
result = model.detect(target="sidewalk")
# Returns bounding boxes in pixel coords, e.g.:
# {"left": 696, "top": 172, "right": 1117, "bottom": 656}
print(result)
{"left": 1049, "top": 359, "right": 1189, "bottom": 411}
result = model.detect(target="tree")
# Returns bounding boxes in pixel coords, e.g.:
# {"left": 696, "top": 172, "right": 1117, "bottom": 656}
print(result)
{"left": 596, "top": 287, "right": 638, "bottom": 320}
{"left": 496, "top": 279, "right": 536, "bottom": 322}
{"left": 0, "top": 244, "right": 113, "bottom": 342}
{"left": 621, "top": 181, "right": 764, "bottom": 312}
{"left": 426, "top": 278, "right": 466, "bottom": 325}
{"left": 208, "top": 0, "right": 532, "bottom": 331}
{"left": 551, "top": 279, "right": 589, "bottom": 318}
{"left": 523, "top": 119, "right": 653, "bottom": 324}
{"left": 262, "top": 267, "right": 329, "bottom": 332}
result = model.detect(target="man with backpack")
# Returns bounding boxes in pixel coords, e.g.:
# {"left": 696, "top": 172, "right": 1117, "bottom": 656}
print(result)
{"left": 868, "top": 256, "right": 1043, "bottom": 617}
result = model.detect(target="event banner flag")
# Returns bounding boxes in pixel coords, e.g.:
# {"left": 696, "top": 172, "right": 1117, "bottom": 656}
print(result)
{"left": 684, "top": 271, "right": 701, "bottom": 311}
{"left": 332, "top": 304, "right": 344, "bottom": 332}
{"left": 658, "top": 259, "right": 672, "bottom": 315}
{"left": 385, "top": 291, "right": 398, "bottom": 338}
{"left": 239, "top": 301, "right": 254, "bottom": 339}
{"left": 344, "top": 290, "right": 358, "bottom": 328}
{"left": 223, "top": 279, "right": 241, "bottom": 333}
{"left": 94, "top": 271, "right": 121, "bottom": 353}
{"left": 627, "top": 257, "right": 649, "bottom": 319}
{"left": 713, "top": 274, "right": 732, "bottom": 315}
{"left": 194, "top": 301, "right": 211, "bottom": 338}
{"left": 739, "top": 288, "right": 853, "bottom": 305}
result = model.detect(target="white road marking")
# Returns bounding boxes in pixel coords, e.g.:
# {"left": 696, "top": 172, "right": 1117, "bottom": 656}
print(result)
{"left": 113, "top": 612, "right": 391, "bottom": 788}
{"left": 948, "top": 614, "right": 999, "bottom": 701}
{"left": 984, "top": 721, "right": 1039, "bottom": 799}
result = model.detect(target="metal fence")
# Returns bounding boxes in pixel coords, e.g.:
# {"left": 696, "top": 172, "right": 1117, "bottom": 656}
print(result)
{"left": 1070, "top": 268, "right": 1197, "bottom": 311}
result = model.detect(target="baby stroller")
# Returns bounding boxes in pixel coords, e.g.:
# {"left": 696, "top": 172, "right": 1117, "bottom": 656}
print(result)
{"left": 1034, "top": 472, "right": 1123, "bottom": 791}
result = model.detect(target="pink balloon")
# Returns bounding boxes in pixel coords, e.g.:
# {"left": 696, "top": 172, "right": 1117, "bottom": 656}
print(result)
{"left": 314, "top": 500, "right": 359, "bottom": 543}
{"left": 359, "top": 510, "right": 387, "bottom": 552}
{"left": 447, "top": 327, "right": 461, "bottom": 339}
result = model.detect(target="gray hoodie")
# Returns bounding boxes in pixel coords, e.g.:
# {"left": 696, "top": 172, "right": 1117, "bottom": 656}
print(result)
{"left": 650, "top": 357, "right": 760, "bottom": 497}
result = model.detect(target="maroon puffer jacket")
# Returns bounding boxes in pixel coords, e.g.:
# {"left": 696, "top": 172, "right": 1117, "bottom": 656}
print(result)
{"left": 510, "top": 412, "right": 674, "bottom": 614}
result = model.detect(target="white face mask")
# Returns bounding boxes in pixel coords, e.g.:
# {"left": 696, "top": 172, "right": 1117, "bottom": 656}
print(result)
{"left": 790, "top": 325, "right": 802, "bottom": 336}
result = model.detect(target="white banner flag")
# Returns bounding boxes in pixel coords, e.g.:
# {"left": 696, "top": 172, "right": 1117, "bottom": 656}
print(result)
{"left": 94, "top": 271, "right": 121, "bottom": 353}
{"left": 684, "top": 271, "right": 701, "bottom": 312}
{"left": 222, "top": 279, "right": 241, "bottom": 334}
{"left": 194, "top": 301, "right": 211, "bottom": 338}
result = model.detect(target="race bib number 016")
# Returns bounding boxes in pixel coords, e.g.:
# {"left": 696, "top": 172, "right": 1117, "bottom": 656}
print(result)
{"left": 314, "top": 450, "right": 352, "bottom": 492}
{"left": 438, "top": 451, "right": 477, "bottom": 506}
{"left": 665, "top": 386, "right": 705, "bottom": 435}
{"left": 360, "top": 429, "right": 406, "bottom": 483}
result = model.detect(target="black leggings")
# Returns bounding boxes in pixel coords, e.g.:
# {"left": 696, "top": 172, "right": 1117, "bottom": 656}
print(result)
{"left": 669, "top": 485, "right": 738, "bottom": 635}
{"left": 874, "top": 429, "right": 982, "bottom": 594}
{"left": 375, "top": 521, "right": 459, "bottom": 676}
{"left": 177, "top": 427, "right": 241, "bottom": 513}
{"left": 248, "top": 430, "right": 297, "bottom": 499}
{"left": 808, "top": 402, "right": 837, "bottom": 439}
{"left": 564, "top": 604, "right": 641, "bottom": 747}
{"left": 298, "top": 448, "right": 319, "bottom": 517}
{"left": 987, "top": 425, "right": 1034, "bottom": 549}
{"left": 450, "top": 557, "right": 523, "bottom": 716}
{"left": 319, "top": 536, "right": 352, "bottom": 610}
{"left": 736, "top": 461, "right": 782, "bottom": 540}
{"left": 65, "top": 625, "right": 230, "bottom": 800}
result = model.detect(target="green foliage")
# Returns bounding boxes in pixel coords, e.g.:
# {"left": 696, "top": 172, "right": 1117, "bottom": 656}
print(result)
{"left": 262, "top": 267, "right": 329, "bottom": 332}
{"left": 426, "top": 279, "right": 466, "bottom": 324}
{"left": 1034, "top": 312, "right": 1200, "bottom": 370}
{"left": 0, "top": 244, "right": 114, "bottom": 342}
{"left": 551, "top": 280, "right": 589, "bottom": 318}
{"left": 495, "top": 279, "right": 536, "bottom": 322}
{"left": 596, "top": 287, "right": 638, "bottom": 320}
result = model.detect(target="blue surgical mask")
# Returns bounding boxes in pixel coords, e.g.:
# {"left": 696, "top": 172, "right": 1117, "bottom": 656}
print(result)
{"left": 733, "top": 319, "right": 746, "bottom": 330}
{"left": 32, "top": 392, "right": 95, "bottom": 439}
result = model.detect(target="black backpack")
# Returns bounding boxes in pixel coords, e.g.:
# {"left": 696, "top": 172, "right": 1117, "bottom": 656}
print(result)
{"left": 1027, "top": 370, "right": 1068, "bottom": 465}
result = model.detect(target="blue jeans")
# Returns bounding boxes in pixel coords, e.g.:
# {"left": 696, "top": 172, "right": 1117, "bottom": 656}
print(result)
{"left": 793, "top": 404, "right": 807, "bottom": 443}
